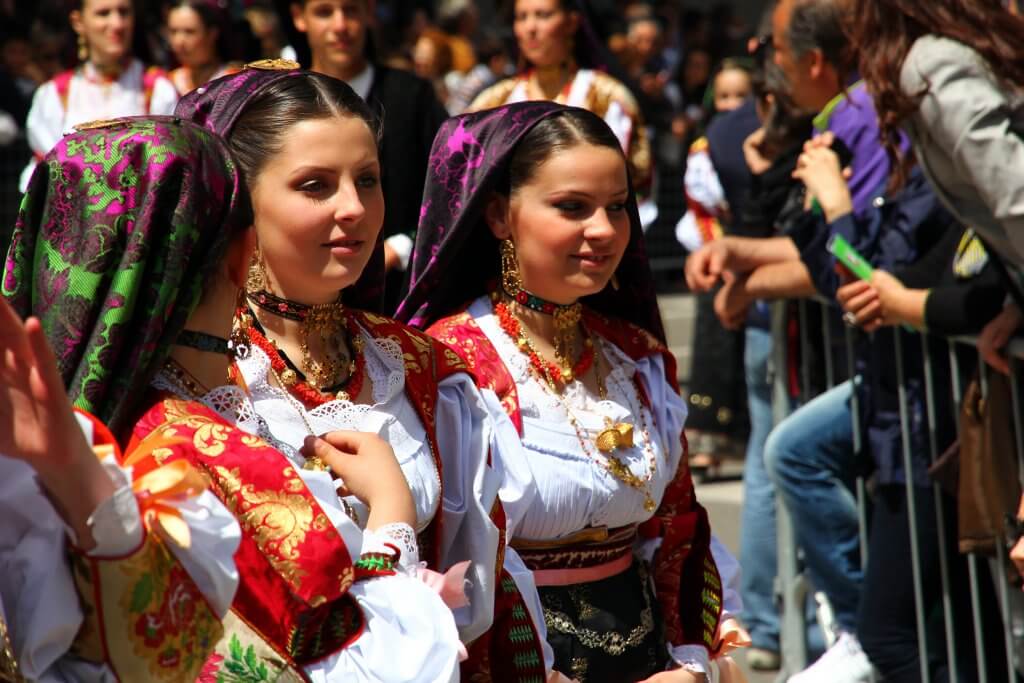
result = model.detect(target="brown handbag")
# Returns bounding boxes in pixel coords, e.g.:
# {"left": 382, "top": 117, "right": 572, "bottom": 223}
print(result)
{"left": 953, "top": 371, "right": 1022, "bottom": 555}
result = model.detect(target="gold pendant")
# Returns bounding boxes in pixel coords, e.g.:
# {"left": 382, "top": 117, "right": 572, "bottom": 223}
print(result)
{"left": 594, "top": 422, "right": 634, "bottom": 453}
{"left": 336, "top": 390, "right": 350, "bottom": 402}
{"left": 643, "top": 494, "right": 656, "bottom": 512}
{"left": 280, "top": 368, "right": 297, "bottom": 386}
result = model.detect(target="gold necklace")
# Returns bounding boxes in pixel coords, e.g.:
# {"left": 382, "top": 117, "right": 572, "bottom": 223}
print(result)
{"left": 504, "top": 319, "right": 658, "bottom": 511}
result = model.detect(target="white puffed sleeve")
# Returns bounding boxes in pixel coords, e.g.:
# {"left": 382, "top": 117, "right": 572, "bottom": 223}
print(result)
{"left": 0, "top": 457, "right": 82, "bottom": 680}
{"left": 432, "top": 373, "right": 504, "bottom": 643}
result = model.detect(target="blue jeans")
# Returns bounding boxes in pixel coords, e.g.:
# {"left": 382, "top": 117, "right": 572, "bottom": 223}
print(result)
{"left": 738, "top": 326, "right": 780, "bottom": 651}
{"left": 764, "top": 379, "right": 863, "bottom": 634}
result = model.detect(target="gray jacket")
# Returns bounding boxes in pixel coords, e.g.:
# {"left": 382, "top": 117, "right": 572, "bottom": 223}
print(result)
{"left": 901, "top": 35, "right": 1024, "bottom": 266}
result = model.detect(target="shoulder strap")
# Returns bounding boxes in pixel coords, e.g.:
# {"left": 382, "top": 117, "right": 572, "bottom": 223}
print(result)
{"left": 53, "top": 69, "right": 76, "bottom": 111}
{"left": 141, "top": 66, "right": 166, "bottom": 113}
{"left": 427, "top": 310, "right": 524, "bottom": 434}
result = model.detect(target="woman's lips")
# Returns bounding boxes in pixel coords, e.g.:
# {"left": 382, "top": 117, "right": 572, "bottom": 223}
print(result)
{"left": 572, "top": 253, "right": 613, "bottom": 270}
{"left": 323, "top": 238, "right": 364, "bottom": 256}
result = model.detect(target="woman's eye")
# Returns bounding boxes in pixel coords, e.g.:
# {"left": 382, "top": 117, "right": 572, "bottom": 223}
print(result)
{"left": 608, "top": 203, "right": 626, "bottom": 213}
{"left": 555, "top": 201, "right": 584, "bottom": 213}
{"left": 357, "top": 174, "right": 380, "bottom": 189}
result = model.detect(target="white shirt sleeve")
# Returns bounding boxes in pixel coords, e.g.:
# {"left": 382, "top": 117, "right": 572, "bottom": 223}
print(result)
{"left": 433, "top": 373, "right": 505, "bottom": 644}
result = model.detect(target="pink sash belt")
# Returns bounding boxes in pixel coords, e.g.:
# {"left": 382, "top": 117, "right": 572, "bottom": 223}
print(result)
{"left": 531, "top": 552, "right": 633, "bottom": 587}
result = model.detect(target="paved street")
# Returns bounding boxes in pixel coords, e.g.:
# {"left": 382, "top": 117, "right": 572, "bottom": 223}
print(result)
{"left": 659, "top": 293, "right": 778, "bottom": 683}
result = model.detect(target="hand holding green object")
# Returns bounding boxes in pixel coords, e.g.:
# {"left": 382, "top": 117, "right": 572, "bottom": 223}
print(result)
{"left": 827, "top": 234, "right": 874, "bottom": 281}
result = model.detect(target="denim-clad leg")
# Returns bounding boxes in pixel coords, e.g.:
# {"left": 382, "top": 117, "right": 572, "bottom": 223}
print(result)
{"left": 738, "top": 325, "right": 780, "bottom": 652}
{"left": 764, "top": 379, "right": 863, "bottom": 634}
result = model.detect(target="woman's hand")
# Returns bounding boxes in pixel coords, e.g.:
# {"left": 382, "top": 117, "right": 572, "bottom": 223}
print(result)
{"left": 302, "top": 430, "right": 416, "bottom": 530}
{"left": 977, "top": 303, "right": 1023, "bottom": 374}
{"left": 793, "top": 134, "right": 853, "bottom": 222}
{"left": 836, "top": 271, "right": 927, "bottom": 332}
{"left": 0, "top": 297, "right": 115, "bottom": 548}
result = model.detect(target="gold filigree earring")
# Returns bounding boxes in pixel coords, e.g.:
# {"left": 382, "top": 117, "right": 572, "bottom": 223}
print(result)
{"left": 246, "top": 245, "right": 269, "bottom": 293}
{"left": 500, "top": 239, "right": 523, "bottom": 295}
{"left": 77, "top": 34, "right": 88, "bottom": 63}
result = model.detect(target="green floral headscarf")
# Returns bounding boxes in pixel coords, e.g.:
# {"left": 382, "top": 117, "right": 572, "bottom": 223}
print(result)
{"left": 3, "top": 116, "right": 252, "bottom": 435}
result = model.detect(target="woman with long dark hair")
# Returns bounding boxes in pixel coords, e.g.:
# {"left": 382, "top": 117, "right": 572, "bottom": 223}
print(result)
{"left": 846, "top": 0, "right": 1024, "bottom": 261}
{"left": 845, "top": 0, "right": 1024, "bottom": 581}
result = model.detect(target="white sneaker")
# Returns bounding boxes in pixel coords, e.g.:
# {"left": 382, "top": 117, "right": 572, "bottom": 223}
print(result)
{"left": 787, "top": 632, "right": 875, "bottom": 683}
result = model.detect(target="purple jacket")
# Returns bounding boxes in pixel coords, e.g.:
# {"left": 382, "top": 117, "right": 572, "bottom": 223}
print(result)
{"left": 814, "top": 81, "right": 892, "bottom": 215}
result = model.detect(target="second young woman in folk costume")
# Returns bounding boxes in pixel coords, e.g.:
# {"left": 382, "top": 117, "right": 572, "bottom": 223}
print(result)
{"left": 175, "top": 66, "right": 557, "bottom": 681}
{"left": 468, "top": 0, "right": 651, "bottom": 199}
{"left": 20, "top": 0, "right": 178, "bottom": 190}
{"left": 399, "top": 102, "right": 748, "bottom": 683}
{"left": 1, "top": 117, "right": 465, "bottom": 681}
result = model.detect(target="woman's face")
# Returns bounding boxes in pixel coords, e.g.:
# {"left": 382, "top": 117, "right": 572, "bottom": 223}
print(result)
{"left": 71, "top": 0, "right": 134, "bottom": 67}
{"left": 250, "top": 116, "right": 384, "bottom": 304}
{"left": 488, "top": 142, "right": 631, "bottom": 305}
{"left": 167, "top": 6, "right": 218, "bottom": 68}
{"left": 513, "top": 0, "right": 579, "bottom": 69}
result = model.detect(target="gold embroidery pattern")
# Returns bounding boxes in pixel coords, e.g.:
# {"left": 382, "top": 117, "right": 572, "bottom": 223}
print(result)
{"left": 213, "top": 465, "right": 315, "bottom": 586}
{"left": 541, "top": 582, "right": 655, "bottom": 657}
{"left": 570, "top": 657, "right": 588, "bottom": 682}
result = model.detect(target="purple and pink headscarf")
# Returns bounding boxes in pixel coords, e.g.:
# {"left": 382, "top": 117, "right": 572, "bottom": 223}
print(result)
{"left": 396, "top": 101, "right": 665, "bottom": 342}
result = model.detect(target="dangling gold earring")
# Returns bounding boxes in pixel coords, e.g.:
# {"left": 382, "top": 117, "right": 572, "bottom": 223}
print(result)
{"left": 246, "top": 245, "right": 269, "bottom": 293}
{"left": 611, "top": 273, "right": 620, "bottom": 291}
{"left": 500, "top": 239, "right": 523, "bottom": 296}
{"left": 77, "top": 34, "right": 88, "bottom": 63}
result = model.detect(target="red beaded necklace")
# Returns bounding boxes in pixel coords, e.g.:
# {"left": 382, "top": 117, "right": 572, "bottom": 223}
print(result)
{"left": 493, "top": 296, "right": 595, "bottom": 392}
{"left": 243, "top": 312, "right": 366, "bottom": 409}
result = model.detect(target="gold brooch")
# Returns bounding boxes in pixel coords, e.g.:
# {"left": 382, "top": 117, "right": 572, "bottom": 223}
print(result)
{"left": 595, "top": 422, "right": 634, "bottom": 453}
{"left": 244, "top": 58, "right": 300, "bottom": 71}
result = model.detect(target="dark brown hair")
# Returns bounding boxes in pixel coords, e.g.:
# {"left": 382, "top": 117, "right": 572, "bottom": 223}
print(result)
{"left": 507, "top": 108, "right": 625, "bottom": 194}
{"left": 167, "top": 0, "right": 233, "bottom": 62}
{"left": 846, "top": 0, "right": 1024, "bottom": 188}
{"left": 227, "top": 72, "right": 378, "bottom": 187}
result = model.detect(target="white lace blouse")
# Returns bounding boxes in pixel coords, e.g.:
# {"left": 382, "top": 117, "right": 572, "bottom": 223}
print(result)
{"left": 234, "top": 321, "right": 548, "bottom": 660}
{"left": 467, "top": 296, "right": 741, "bottom": 673}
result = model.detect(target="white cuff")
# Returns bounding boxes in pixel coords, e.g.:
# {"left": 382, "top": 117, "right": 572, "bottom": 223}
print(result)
{"left": 78, "top": 462, "right": 144, "bottom": 557}
{"left": 385, "top": 233, "right": 414, "bottom": 272}
{"left": 362, "top": 522, "right": 419, "bottom": 572}
{"left": 670, "top": 643, "right": 711, "bottom": 674}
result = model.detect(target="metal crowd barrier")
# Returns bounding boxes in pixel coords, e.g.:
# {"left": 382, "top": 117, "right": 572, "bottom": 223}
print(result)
{"left": 770, "top": 299, "right": 1024, "bottom": 682}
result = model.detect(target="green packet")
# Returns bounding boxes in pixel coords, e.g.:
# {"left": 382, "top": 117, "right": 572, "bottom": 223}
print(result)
{"left": 827, "top": 233, "right": 874, "bottom": 281}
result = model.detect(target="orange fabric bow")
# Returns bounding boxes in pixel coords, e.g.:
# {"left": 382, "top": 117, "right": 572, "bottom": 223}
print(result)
{"left": 117, "top": 435, "right": 208, "bottom": 549}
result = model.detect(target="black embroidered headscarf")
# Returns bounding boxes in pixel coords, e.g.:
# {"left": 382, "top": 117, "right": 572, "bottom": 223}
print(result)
{"left": 396, "top": 101, "right": 665, "bottom": 342}
{"left": 175, "top": 65, "right": 387, "bottom": 312}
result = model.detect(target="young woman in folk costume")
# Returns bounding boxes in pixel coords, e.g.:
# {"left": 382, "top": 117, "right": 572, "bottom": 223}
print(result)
{"left": 175, "top": 66, "right": 560, "bottom": 681}
{"left": 397, "top": 102, "right": 750, "bottom": 683}
{"left": 467, "top": 0, "right": 652, "bottom": 209}
{"left": 20, "top": 0, "right": 178, "bottom": 190}
{"left": 0, "top": 117, "right": 465, "bottom": 681}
